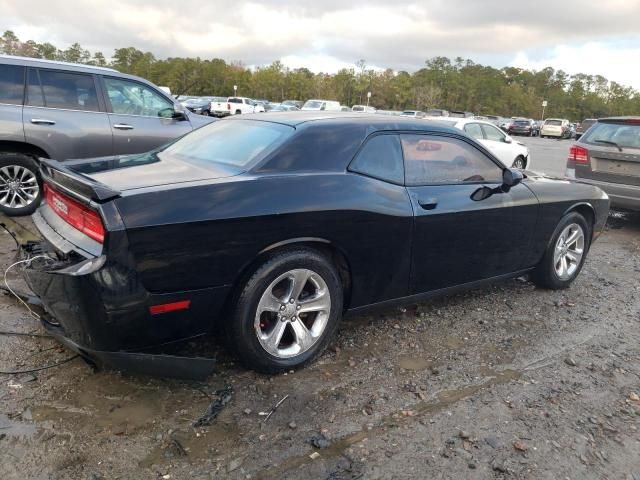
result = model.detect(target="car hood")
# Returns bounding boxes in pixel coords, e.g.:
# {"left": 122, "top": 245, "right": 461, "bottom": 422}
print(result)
{"left": 64, "top": 152, "right": 242, "bottom": 192}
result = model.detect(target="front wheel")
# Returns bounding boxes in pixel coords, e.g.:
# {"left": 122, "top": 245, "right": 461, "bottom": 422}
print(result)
{"left": 228, "top": 248, "right": 343, "bottom": 373}
{"left": 530, "top": 212, "right": 591, "bottom": 289}
{"left": 512, "top": 156, "right": 526, "bottom": 169}
{"left": 0, "top": 154, "right": 42, "bottom": 216}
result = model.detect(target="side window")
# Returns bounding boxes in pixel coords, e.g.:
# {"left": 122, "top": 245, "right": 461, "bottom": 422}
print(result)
{"left": 401, "top": 135, "right": 503, "bottom": 185}
{"left": 349, "top": 134, "right": 404, "bottom": 184}
{"left": 38, "top": 70, "right": 100, "bottom": 112}
{"left": 481, "top": 123, "right": 505, "bottom": 142}
{"left": 26, "top": 69, "right": 44, "bottom": 107}
{"left": 0, "top": 64, "right": 25, "bottom": 105}
{"left": 464, "top": 123, "right": 484, "bottom": 140}
{"left": 244, "top": 99, "right": 252, "bottom": 105}
{"left": 103, "top": 77, "right": 173, "bottom": 117}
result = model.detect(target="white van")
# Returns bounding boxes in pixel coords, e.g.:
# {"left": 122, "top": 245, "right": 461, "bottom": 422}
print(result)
{"left": 301, "top": 99, "right": 342, "bottom": 111}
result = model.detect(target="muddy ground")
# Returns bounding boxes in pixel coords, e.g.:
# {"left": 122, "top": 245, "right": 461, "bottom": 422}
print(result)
{"left": 1, "top": 210, "right": 639, "bottom": 480}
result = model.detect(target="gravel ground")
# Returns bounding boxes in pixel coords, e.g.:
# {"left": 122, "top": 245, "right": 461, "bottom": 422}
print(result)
{"left": 1, "top": 181, "right": 639, "bottom": 478}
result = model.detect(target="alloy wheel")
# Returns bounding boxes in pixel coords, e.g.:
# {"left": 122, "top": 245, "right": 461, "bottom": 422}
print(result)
{"left": 0, "top": 165, "right": 40, "bottom": 209}
{"left": 513, "top": 158, "right": 525, "bottom": 169}
{"left": 254, "top": 268, "right": 331, "bottom": 358}
{"left": 553, "top": 223, "right": 585, "bottom": 280}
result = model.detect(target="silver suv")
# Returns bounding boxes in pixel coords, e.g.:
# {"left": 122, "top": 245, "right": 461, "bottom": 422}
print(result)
{"left": 566, "top": 117, "right": 640, "bottom": 211}
{"left": 0, "top": 55, "right": 215, "bottom": 215}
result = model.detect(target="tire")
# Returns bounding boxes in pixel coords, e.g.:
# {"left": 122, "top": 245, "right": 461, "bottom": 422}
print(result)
{"left": 530, "top": 212, "right": 591, "bottom": 289}
{"left": 202, "top": 110, "right": 210, "bottom": 116}
{"left": 235, "top": 110, "right": 242, "bottom": 115}
{"left": 228, "top": 248, "right": 343, "bottom": 373}
{"left": 512, "top": 156, "right": 526, "bottom": 169}
{"left": 0, "top": 153, "right": 42, "bottom": 216}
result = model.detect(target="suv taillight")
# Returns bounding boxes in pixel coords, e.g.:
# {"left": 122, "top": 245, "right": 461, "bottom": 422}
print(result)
{"left": 568, "top": 145, "right": 589, "bottom": 164}
{"left": 44, "top": 184, "right": 105, "bottom": 243}
{"left": 227, "top": 103, "right": 231, "bottom": 110}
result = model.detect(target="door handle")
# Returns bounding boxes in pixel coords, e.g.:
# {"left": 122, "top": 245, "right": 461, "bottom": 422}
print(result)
{"left": 30, "top": 118, "right": 55, "bottom": 125}
{"left": 417, "top": 197, "right": 438, "bottom": 210}
{"left": 113, "top": 123, "right": 134, "bottom": 130}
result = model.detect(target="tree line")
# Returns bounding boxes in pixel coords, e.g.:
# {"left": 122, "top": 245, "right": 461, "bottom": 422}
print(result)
{"left": 2, "top": 30, "right": 639, "bottom": 120}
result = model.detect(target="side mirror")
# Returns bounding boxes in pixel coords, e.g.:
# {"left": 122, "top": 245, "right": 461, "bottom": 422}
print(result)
{"left": 503, "top": 135, "right": 513, "bottom": 144}
{"left": 502, "top": 168, "right": 523, "bottom": 191}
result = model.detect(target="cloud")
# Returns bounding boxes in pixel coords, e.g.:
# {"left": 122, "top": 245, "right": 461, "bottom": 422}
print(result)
{"left": 2, "top": 0, "right": 640, "bottom": 88}
{"left": 511, "top": 41, "right": 640, "bottom": 90}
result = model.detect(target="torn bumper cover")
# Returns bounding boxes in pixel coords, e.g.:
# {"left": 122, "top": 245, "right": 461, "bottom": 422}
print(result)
{"left": 20, "top": 210, "right": 221, "bottom": 380}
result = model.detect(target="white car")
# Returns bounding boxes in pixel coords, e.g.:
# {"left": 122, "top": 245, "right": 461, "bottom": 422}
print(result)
{"left": 352, "top": 105, "right": 376, "bottom": 113}
{"left": 429, "top": 117, "right": 531, "bottom": 169}
{"left": 540, "top": 118, "right": 571, "bottom": 139}
{"left": 225, "top": 97, "right": 266, "bottom": 115}
{"left": 301, "top": 99, "right": 342, "bottom": 111}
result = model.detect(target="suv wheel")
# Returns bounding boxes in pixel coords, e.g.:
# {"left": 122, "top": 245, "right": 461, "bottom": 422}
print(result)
{"left": 0, "top": 154, "right": 42, "bottom": 216}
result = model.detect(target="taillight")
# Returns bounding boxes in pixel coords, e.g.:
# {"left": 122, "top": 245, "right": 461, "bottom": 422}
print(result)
{"left": 44, "top": 184, "right": 105, "bottom": 243}
{"left": 568, "top": 145, "right": 589, "bottom": 164}
{"left": 227, "top": 103, "right": 231, "bottom": 110}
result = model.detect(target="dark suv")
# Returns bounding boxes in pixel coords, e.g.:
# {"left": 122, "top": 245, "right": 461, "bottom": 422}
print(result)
{"left": 567, "top": 117, "right": 640, "bottom": 211}
{"left": 0, "top": 55, "right": 215, "bottom": 215}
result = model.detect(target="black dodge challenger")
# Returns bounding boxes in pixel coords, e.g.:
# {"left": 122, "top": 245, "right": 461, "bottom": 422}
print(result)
{"left": 22, "top": 113, "right": 609, "bottom": 374}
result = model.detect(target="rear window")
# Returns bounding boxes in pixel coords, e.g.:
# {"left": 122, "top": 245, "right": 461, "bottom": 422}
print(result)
{"left": 159, "top": 120, "right": 294, "bottom": 168}
{"left": 38, "top": 70, "right": 100, "bottom": 112}
{"left": 0, "top": 64, "right": 24, "bottom": 105}
{"left": 514, "top": 120, "right": 530, "bottom": 126}
{"left": 228, "top": 97, "right": 242, "bottom": 104}
{"left": 303, "top": 101, "right": 324, "bottom": 109}
{"left": 581, "top": 122, "right": 640, "bottom": 150}
{"left": 545, "top": 119, "right": 562, "bottom": 126}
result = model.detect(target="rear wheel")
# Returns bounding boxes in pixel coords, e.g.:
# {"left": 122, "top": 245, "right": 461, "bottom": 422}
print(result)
{"left": 0, "top": 154, "right": 42, "bottom": 216}
{"left": 530, "top": 212, "right": 591, "bottom": 289}
{"left": 235, "top": 109, "right": 242, "bottom": 115}
{"left": 228, "top": 248, "right": 343, "bottom": 373}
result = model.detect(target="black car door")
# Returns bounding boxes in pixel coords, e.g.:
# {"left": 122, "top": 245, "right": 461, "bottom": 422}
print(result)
{"left": 401, "top": 133, "right": 539, "bottom": 294}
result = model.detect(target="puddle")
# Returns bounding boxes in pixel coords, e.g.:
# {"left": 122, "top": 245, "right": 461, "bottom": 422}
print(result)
{"left": 0, "top": 414, "right": 37, "bottom": 440}
{"left": 256, "top": 367, "right": 522, "bottom": 479}
{"left": 397, "top": 355, "right": 432, "bottom": 371}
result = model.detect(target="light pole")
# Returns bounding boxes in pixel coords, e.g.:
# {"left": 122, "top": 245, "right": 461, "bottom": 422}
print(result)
{"left": 541, "top": 100, "right": 547, "bottom": 121}
{"left": 233, "top": 84, "right": 238, "bottom": 97}
{"left": 366, "top": 91, "right": 371, "bottom": 107}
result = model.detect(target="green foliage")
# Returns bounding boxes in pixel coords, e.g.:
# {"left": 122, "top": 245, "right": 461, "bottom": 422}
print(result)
{"left": 2, "top": 30, "right": 639, "bottom": 119}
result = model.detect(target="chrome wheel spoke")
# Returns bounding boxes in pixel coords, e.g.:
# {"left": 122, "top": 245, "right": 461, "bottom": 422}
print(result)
{"left": 287, "top": 269, "right": 311, "bottom": 301}
{"left": 298, "top": 292, "right": 330, "bottom": 313}
{"left": 290, "top": 320, "right": 314, "bottom": 350}
{"left": 258, "top": 292, "right": 283, "bottom": 313}
{"left": 263, "top": 320, "right": 287, "bottom": 353}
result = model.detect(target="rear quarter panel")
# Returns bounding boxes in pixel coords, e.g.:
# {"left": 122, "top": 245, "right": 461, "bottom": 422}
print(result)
{"left": 113, "top": 173, "right": 414, "bottom": 309}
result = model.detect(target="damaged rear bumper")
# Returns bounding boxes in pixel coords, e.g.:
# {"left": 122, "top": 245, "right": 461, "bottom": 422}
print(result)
{"left": 18, "top": 208, "right": 228, "bottom": 379}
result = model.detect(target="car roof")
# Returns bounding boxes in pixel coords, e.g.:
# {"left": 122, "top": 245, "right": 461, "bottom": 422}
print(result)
{"left": 598, "top": 116, "right": 640, "bottom": 122}
{"left": 225, "top": 111, "right": 462, "bottom": 134}
{"left": 0, "top": 54, "right": 119, "bottom": 74}
{"left": 0, "top": 54, "right": 173, "bottom": 99}
{"left": 430, "top": 117, "right": 497, "bottom": 127}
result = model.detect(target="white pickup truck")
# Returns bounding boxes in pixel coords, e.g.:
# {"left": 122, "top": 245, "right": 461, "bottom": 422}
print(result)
{"left": 211, "top": 97, "right": 266, "bottom": 117}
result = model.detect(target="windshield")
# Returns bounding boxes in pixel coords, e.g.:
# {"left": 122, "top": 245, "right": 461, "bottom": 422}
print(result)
{"left": 159, "top": 120, "right": 294, "bottom": 167}
{"left": 582, "top": 122, "right": 640, "bottom": 150}
{"left": 545, "top": 119, "right": 562, "bottom": 126}
{"left": 303, "top": 100, "right": 324, "bottom": 109}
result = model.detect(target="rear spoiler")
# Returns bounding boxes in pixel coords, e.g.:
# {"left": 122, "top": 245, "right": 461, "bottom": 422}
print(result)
{"left": 39, "top": 159, "right": 121, "bottom": 203}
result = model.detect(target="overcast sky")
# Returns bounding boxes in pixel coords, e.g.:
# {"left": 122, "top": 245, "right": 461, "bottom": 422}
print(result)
{"left": 3, "top": 0, "right": 640, "bottom": 88}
